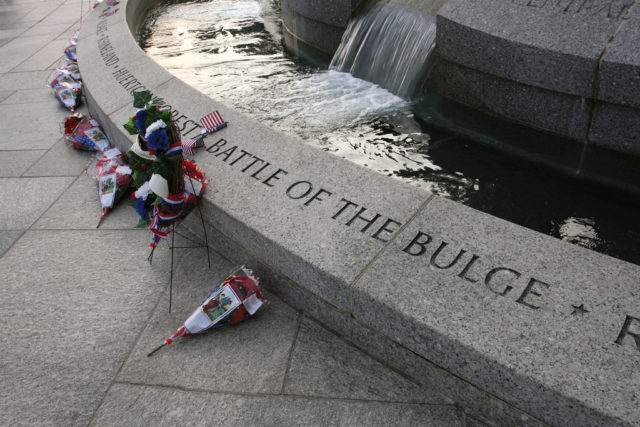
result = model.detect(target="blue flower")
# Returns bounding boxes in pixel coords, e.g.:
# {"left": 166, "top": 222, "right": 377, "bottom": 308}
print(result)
{"left": 134, "top": 196, "right": 149, "bottom": 220}
{"left": 134, "top": 109, "right": 148, "bottom": 132}
{"left": 146, "top": 129, "right": 170, "bottom": 152}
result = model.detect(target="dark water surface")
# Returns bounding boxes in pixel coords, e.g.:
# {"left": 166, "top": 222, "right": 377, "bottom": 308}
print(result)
{"left": 139, "top": 0, "right": 640, "bottom": 265}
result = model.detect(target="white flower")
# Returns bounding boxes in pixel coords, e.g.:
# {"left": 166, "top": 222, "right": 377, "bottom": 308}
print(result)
{"left": 145, "top": 119, "right": 166, "bottom": 139}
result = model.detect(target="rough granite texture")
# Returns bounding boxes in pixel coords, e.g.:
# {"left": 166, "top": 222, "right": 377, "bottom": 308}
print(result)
{"left": 437, "top": 0, "right": 627, "bottom": 97}
{"left": 74, "top": 0, "right": 640, "bottom": 425}
{"left": 352, "top": 196, "right": 640, "bottom": 426}
{"left": 0, "top": 1, "right": 477, "bottom": 425}
{"left": 92, "top": 384, "right": 464, "bottom": 426}
{"left": 597, "top": 1, "right": 640, "bottom": 108}
{"left": 436, "top": 0, "right": 640, "bottom": 150}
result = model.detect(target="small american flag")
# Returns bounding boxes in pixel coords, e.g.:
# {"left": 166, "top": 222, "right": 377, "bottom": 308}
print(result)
{"left": 200, "top": 110, "right": 227, "bottom": 134}
{"left": 181, "top": 137, "right": 204, "bottom": 156}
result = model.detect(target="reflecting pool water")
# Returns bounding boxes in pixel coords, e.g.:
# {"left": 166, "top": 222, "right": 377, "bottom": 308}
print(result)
{"left": 139, "top": 0, "right": 640, "bottom": 265}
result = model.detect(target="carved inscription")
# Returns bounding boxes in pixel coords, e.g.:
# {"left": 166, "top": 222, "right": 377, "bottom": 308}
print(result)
{"left": 511, "top": 0, "right": 634, "bottom": 18}
{"left": 94, "top": 9, "right": 639, "bottom": 353}
{"left": 204, "top": 139, "right": 639, "bottom": 351}
{"left": 615, "top": 315, "right": 640, "bottom": 351}
{"left": 401, "top": 231, "right": 552, "bottom": 310}
{"left": 95, "top": 11, "right": 202, "bottom": 138}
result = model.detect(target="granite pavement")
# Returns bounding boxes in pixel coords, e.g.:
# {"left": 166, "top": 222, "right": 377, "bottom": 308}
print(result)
{"left": 0, "top": 1, "right": 476, "bottom": 425}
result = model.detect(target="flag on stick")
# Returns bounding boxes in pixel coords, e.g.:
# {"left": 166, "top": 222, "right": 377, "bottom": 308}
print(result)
{"left": 200, "top": 110, "right": 227, "bottom": 134}
{"left": 147, "top": 265, "right": 266, "bottom": 357}
{"left": 181, "top": 137, "right": 204, "bottom": 156}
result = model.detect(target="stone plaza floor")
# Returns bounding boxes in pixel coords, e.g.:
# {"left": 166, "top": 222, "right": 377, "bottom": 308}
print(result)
{"left": 0, "top": 1, "right": 477, "bottom": 424}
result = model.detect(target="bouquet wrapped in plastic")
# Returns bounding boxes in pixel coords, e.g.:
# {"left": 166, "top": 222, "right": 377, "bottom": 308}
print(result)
{"left": 47, "top": 67, "right": 82, "bottom": 112}
{"left": 55, "top": 57, "right": 82, "bottom": 81}
{"left": 87, "top": 147, "right": 132, "bottom": 226}
{"left": 64, "top": 31, "right": 79, "bottom": 61}
{"left": 61, "top": 114, "right": 111, "bottom": 151}
{"left": 148, "top": 265, "right": 266, "bottom": 356}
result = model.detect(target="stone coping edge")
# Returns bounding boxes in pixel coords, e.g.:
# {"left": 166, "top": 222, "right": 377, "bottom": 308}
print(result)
{"left": 77, "top": 1, "right": 640, "bottom": 426}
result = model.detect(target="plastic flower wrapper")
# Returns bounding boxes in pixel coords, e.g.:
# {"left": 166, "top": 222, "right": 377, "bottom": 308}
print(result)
{"left": 64, "top": 31, "right": 79, "bottom": 61}
{"left": 47, "top": 66, "right": 83, "bottom": 112}
{"left": 52, "top": 83, "right": 82, "bottom": 112}
{"left": 47, "top": 68, "right": 81, "bottom": 89}
{"left": 55, "top": 57, "right": 82, "bottom": 81}
{"left": 148, "top": 265, "right": 267, "bottom": 357}
{"left": 61, "top": 114, "right": 112, "bottom": 151}
{"left": 87, "top": 147, "right": 132, "bottom": 226}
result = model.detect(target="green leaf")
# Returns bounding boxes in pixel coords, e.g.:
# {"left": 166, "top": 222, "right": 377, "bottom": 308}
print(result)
{"left": 123, "top": 117, "right": 138, "bottom": 135}
{"left": 159, "top": 109, "right": 171, "bottom": 122}
{"left": 136, "top": 218, "right": 151, "bottom": 228}
{"left": 133, "top": 90, "right": 152, "bottom": 108}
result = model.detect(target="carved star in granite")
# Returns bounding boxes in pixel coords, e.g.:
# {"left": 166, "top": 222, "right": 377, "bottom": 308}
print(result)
{"left": 571, "top": 303, "right": 589, "bottom": 316}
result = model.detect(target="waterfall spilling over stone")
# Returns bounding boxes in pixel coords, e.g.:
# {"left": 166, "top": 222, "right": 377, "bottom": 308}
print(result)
{"left": 330, "top": 1, "right": 437, "bottom": 99}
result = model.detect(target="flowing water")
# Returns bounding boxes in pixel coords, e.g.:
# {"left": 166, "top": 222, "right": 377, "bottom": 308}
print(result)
{"left": 139, "top": 0, "right": 640, "bottom": 265}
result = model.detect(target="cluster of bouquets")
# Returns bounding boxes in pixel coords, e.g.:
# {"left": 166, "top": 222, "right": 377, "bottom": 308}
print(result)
{"left": 86, "top": 147, "right": 132, "bottom": 226}
{"left": 148, "top": 265, "right": 266, "bottom": 356}
{"left": 61, "top": 114, "right": 111, "bottom": 151}
{"left": 49, "top": 44, "right": 82, "bottom": 111}
{"left": 123, "top": 91, "right": 208, "bottom": 257}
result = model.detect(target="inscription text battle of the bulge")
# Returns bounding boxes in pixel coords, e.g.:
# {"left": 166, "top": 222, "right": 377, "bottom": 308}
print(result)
{"left": 204, "top": 138, "right": 640, "bottom": 355}
{"left": 94, "top": 9, "right": 640, "bottom": 355}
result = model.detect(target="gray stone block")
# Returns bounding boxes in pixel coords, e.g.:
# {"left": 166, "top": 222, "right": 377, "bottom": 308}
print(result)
{"left": 0, "top": 150, "right": 45, "bottom": 177}
{"left": 439, "top": 61, "right": 592, "bottom": 139}
{"left": 0, "top": 70, "right": 53, "bottom": 91}
{"left": 352, "top": 196, "right": 640, "bottom": 426}
{"left": 32, "top": 175, "right": 140, "bottom": 230}
{"left": 291, "top": 11, "right": 346, "bottom": 54}
{"left": 437, "top": 0, "right": 627, "bottom": 97}
{"left": 588, "top": 101, "right": 640, "bottom": 155}
{"left": 12, "top": 37, "right": 67, "bottom": 72}
{"left": 0, "top": 229, "right": 170, "bottom": 426}
{"left": 0, "top": 177, "right": 74, "bottom": 229}
{"left": 285, "top": 318, "right": 441, "bottom": 403}
{"left": 262, "top": 267, "right": 352, "bottom": 338}
{"left": 92, "top": 383, "right": 464, "bottom": 425}
{"left": 0, "top": 89, "right": 14, "bottom": 102}
{"left": 23, "top": 139, "right": 92, "bottom": 178}
{"left": 0, "top": 230, "right": 22, "bottom": 257}
{"left": 598, "top": 4, "right": 640, "bottom": 108}
{"left": 350, "top": 320, "right": 546, "bottom": 426}
{"left": 1, "top": 88, "right": 57, "bottom": 104}
{"left": 0, "top": 101, "right": 78, "bottom": 150}
{"left": 0, "top": 34, "right": 54, "bottom": 73}
{"left": 283, "top": 0, "right": 354, "bottom": 28}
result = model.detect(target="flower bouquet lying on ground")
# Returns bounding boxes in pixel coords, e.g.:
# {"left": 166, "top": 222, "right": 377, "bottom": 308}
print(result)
{"left": 61, "top": 114, "right": 112, "bottom": 151}
{"left": 123, "top": 90, "right": 208, "bottom": 259}
{"left": 48, "top": 50, "right": 83, "bottom": 112}
{"left": 148, "top": 265, "right": 266, "bottom": 357}
{"left": 87, "top": 147, "right": 132, "bottom": 226}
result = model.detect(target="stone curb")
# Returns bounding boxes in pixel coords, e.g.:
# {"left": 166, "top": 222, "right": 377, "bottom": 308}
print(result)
{"left": 77, "top": 1, "right": 640, "bottom": 425}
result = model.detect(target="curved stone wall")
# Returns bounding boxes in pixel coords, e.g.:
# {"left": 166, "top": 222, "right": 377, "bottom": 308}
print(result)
{"left": 437, "top": 0, "right": 640, "bottom": 154}
{"left": 280, "top": 0, "right": 363, "bottom": 63}
{"left": 282, "top": 0, "right": 640, "bottom": 154}
{"left": 77, "top": 1, "right": 640, "bottom": 425}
